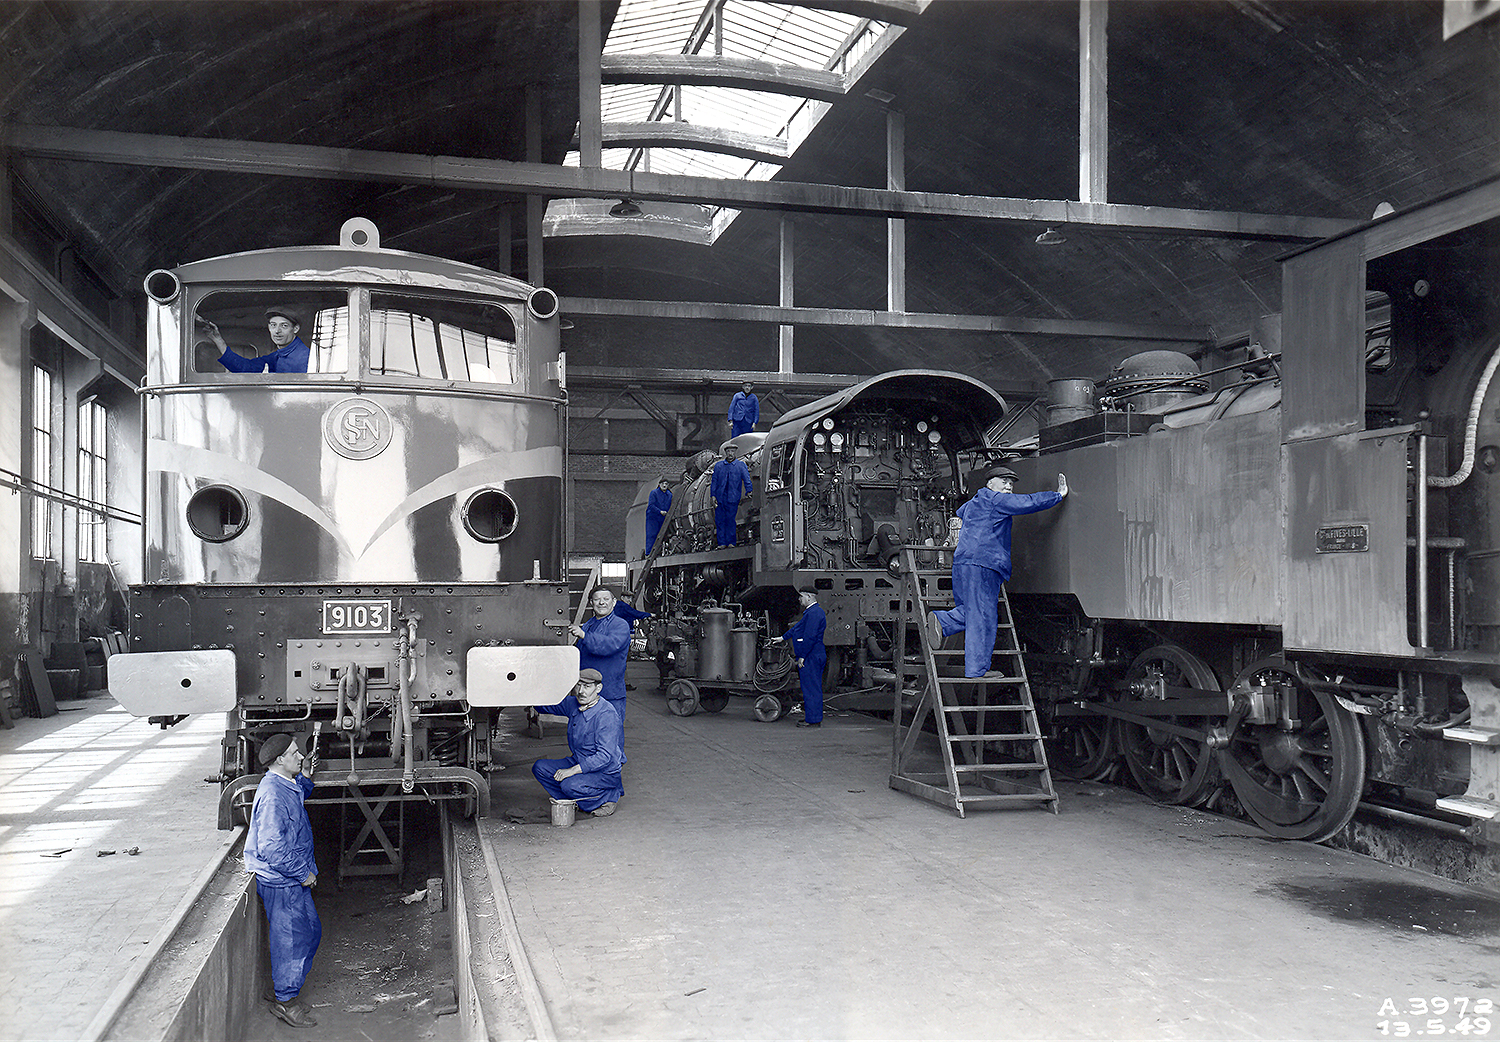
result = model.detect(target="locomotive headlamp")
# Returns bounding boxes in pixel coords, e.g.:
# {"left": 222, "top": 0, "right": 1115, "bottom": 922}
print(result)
{"left": 186, "top": 485, "right": 248, "bottom": 542}
{"left": 463, "top": 488, "right": 520, "bottom": 542}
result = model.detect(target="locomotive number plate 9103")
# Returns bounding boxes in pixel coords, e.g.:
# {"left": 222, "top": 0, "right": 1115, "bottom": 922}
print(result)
{"left": 322, "top": 599, "right": 393, "bottom": 635}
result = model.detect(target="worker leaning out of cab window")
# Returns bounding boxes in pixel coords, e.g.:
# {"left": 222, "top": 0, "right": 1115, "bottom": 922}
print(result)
{"left": 204, "top": 306, "right": 311, "bottom": 374}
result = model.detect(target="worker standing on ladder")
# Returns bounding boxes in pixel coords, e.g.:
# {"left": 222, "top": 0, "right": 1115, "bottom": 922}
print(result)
{"left": 928, "top": 465, "right": 1068, "bottom": 678}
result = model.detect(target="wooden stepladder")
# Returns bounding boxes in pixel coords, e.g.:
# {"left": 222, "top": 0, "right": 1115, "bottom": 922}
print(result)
{"left": 889, "top": 545, "right": 1058, "bottom": 818}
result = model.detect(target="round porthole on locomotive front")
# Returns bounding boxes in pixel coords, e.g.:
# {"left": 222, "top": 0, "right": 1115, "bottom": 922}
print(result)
{"left": 186, "top": 484, "right": 249, "bottom": 542}
{"left": 463, "top": 488, "right": 519, "bottom": 542}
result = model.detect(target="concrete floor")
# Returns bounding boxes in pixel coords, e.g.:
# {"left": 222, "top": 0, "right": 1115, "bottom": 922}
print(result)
{"left": 483, "top": 663, "right": 1500, "bottom": 1041}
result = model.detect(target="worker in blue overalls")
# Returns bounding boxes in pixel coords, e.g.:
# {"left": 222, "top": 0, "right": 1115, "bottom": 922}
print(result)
{"left": 244, "top": 733, "right": 322, "bottom": 1029}
{"left": 727, "top": 381, "right": 760, "bottom": 437}
{"left": 710, "top": 444, "right": 753, "bottom": 547}
{"left": 644, "top": 477, "right": 672, "bottom": 557}
{"left": 930, "top": 464, "right": 1068, "bottom": 678}
{"left": 531, "top": 668, "right": 625, "bottom": 817}
{"left": 782, "top": 586, "right": 828, "bottom": 728}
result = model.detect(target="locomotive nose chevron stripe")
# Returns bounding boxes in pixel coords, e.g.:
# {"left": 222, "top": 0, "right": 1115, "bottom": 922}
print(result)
{"left": 148, "top": 440, "right": 562, "bottom": 561}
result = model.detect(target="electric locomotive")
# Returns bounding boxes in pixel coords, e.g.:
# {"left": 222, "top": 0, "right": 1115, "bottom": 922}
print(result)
{"left": 109, "top": 219, "right": 578, "bottom": 863}
{"left": 626, "top": 370, "right": 1008, "bottom": 720}
{"left": 1003, "top": 180, "right": 1500, "bottom": 845}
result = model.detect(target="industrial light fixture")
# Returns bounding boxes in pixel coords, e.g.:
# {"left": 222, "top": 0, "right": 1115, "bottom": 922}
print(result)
{"left": 608, "top": 198, "right": 643, "bottom": 218}
{"left": 1035, "top": 227, "right": 1066, "bottom": 246}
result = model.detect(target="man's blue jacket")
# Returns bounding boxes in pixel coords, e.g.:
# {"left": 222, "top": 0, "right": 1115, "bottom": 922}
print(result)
{"left": 220, "top": 336, "right": 310, "bottom": 374}
{"left": 711, "top": 457, "right": 753, "bottom": 505}
{"left": 952, "top": 488, "right": 1064, "bottom": 582}
{"left": 577, "top": 612, "right": 632, "bottom": 704}
{"left": 244, "top": 771, "right": 317, "bottom": 887}
{"left": 533, "top": 695, "right": 625, "bottom": 775}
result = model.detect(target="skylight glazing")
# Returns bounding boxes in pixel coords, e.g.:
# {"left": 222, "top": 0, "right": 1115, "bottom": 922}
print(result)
{"left": 564, "top": 0, "right": 892, "bottom": 182}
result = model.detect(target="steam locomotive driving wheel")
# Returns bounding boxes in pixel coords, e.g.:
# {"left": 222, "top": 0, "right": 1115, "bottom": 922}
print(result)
{"left": 1117, "top": 645, "right": 1221, "bottom": 806}
{"left": 1217, "top": 657, "right": 1365, "bottom": 843}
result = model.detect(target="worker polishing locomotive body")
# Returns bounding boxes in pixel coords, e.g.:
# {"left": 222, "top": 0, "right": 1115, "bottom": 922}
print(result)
{"left": 108, "top": 220, "right": 579, "bottom": 857}
{"left": 626, "top": 371, "right": 1009, "bottom": 720}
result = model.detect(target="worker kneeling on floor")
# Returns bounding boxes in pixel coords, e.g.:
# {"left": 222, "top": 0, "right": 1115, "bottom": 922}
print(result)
{"left": 531, "top": 668, "right": 625, "bottom": 818}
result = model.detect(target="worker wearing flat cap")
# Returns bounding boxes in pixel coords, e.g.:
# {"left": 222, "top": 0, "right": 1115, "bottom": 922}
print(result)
{"left": 243, "top": 733, "right": 322, "bottom": 1028}
{"left": 204, "top": 306, "right": 311, "bottom": 374}
{"left": 929, "top": 463, "right": 1069, "bottom": 678}
{"left": 531, "top": 668, "right": 625, "bottom": 817}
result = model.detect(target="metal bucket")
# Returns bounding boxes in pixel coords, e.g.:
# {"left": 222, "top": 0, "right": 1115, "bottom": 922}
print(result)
{"left": 549, "top": 798, "right": 577, "bottom": 827}
{"left": 699, "top": 608, "right": 732, "bottom": 680}
{"left": 729, "top": 627, "right": 758, "bottom": 682}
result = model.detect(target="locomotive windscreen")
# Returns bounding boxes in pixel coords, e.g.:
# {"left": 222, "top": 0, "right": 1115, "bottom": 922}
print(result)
{"left": 370, "top": 293, "right": 517, "bottom": 384}
{"left": 194, "top": 289, "right": 351, "bottom": 374}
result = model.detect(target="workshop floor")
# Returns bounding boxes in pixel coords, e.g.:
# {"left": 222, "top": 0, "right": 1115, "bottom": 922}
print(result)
{"left": 481, "top": 662, "right": 1500, "bottom": 1041}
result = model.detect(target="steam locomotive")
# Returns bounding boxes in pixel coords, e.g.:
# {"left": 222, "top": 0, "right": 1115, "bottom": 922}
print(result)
{"left": 625, "top": 371, "right": 1009, "bottom": 721}
{"left": 1004, "top": 179, "right": 1500, "bottom": 844}
{"left": 109, "top": 219, "right": 577, "bottom": 869}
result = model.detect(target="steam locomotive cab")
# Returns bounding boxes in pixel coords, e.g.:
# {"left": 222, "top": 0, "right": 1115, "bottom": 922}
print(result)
{"left": 108, "top": 220, "right": 578, "bottom": 860}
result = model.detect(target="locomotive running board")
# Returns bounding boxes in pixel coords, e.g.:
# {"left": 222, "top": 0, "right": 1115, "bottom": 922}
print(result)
{"left": 217, "top": 766, "right": 489, "bottom": 830}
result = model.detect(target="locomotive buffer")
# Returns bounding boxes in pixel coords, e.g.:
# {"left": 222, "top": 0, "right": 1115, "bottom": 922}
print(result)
{"left": 890, "top": 545, "right": 1058, "bottom": 818}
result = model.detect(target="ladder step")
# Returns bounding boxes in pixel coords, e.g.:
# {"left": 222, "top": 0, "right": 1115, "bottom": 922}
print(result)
{"left": 953, "top": 762, "right": 1047, "bottom": 772}
{"left": 944, "top": 732, "right": 1041, "bottom": 741}
{"left": 1443, "top": 726, "right": 1500, "bottom": 746}
{"left": 940, "top": 705, "right": 1030, "bottom": 714}
{"left": 957, "top": 792, "right": 1057, "bottom": 805}
{"left": 937, "top": 676, "right": 1026, "bottom": 685}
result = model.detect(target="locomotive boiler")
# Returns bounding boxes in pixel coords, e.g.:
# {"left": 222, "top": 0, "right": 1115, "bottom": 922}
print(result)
{"left": 626, "top": 371, "right": 1007, "bottom": 720}
{"left": 108, "top": 219, "right": 578, "bottom": 870}
{"left": 1003, "top": 180, "right": 1500, "bottom": 845}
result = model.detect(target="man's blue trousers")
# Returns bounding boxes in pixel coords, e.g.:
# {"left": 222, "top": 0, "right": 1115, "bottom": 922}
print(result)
{"left": 933, "top": 562, "right": 1003, "bottom": 677}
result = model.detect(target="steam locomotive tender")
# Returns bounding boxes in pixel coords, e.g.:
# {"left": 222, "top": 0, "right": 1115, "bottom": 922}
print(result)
{"left": 1005, "top": 180, "right": 1500, "bottom": 845}
{"left": 109, "top": 219, "right": 579, "bottom": 848}
{"left": 627, "top": 371, "right": 1008, "bottom": 720}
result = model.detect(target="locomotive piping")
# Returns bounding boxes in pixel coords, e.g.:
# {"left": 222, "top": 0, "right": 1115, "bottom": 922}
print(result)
{"left": 1427, "top": 336, "right": 1500, "bottom": 488}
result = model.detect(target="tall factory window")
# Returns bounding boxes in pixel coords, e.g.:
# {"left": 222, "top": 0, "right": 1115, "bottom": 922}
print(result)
{"left": 30, "top": 365, "right": 53, "bottom": 559}
{"left": 369, "top": 294, "right": 517, "bottom": 384}
{"left": 77, "top": 400, "right": 108, "bottom": 562}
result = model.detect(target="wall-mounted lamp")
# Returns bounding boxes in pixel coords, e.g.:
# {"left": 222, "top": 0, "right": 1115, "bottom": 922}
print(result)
{"left": 1035, "top": 227, "right": 1066, "bottom": 246}
{"left": 608, "top": 199, "right": 643, "bottom": 218}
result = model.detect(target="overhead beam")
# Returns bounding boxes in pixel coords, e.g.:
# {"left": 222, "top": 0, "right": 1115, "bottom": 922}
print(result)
{"left": 762, "top": 0, "right": 927, "bottom": 26}
{"left": 601, "top": 55, "right": 847, "bottom": 102}
{"left": 0, "top": 234, "right": 142, "bottom": 386}
{"left": 560, "top": 296, "right": 1212, "bottom": 343}
{"left": 7, "top": 124, "right": 1354, "bottom": 240}
{"left": 571, "top": 122, "right": 789, "bottom": 164}
{"left": 568, "top": 365, "right": 1040, "bottom": 401}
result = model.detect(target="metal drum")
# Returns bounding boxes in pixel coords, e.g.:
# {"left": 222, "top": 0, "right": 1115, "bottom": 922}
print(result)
{"left": 729, "top": 625, "right": 758, "bottom": 682}
{"left": 1045, "top": 378, "right": 1098, "bottom": 426}
{"left": 673, "top": 639, "right": 697, "bottom": 678}
{"left": 699, "top": 608, "right": 733, "bottom": 680}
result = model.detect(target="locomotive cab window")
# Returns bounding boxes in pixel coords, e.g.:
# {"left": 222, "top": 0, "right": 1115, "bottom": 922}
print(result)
{"left": 368, "top": 293, "right": 517, "bottom": 384}
{"left": 193, "top": 290, "right": 351, "bottom": 376}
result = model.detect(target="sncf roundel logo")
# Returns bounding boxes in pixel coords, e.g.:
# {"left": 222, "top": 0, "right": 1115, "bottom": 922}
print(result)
{"left": 324, "top": 398, "right": 393, "bottom": 460}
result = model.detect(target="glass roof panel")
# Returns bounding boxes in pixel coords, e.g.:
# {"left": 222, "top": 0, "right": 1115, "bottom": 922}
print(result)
{"left": 563, "top": 0, "right": 893, "bottom": 183}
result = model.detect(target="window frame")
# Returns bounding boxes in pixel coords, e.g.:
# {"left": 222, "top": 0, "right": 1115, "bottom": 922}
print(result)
{"left": 77, "top": 399, "right": 108, "bottom": 562}
{"left": 30, "top": 365, "right": 54, "bottom": 560}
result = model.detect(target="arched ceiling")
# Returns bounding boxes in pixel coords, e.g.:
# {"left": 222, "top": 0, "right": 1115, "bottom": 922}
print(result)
{"left": 4, "top": 0, "right": 1499, "bottom": 398}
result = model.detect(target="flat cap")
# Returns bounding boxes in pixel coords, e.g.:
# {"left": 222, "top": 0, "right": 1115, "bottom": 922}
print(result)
{"left": 264, "top": 305, "right": 301, "bottom": 327}
{"left": 258, "top": 732, "right": 296, "bottom": 766}
{"left": 578, "top": 668, "right": 604, "bottom": 683}
{"left": 983, "top": 464, "right": 1019, "bottom": 482}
